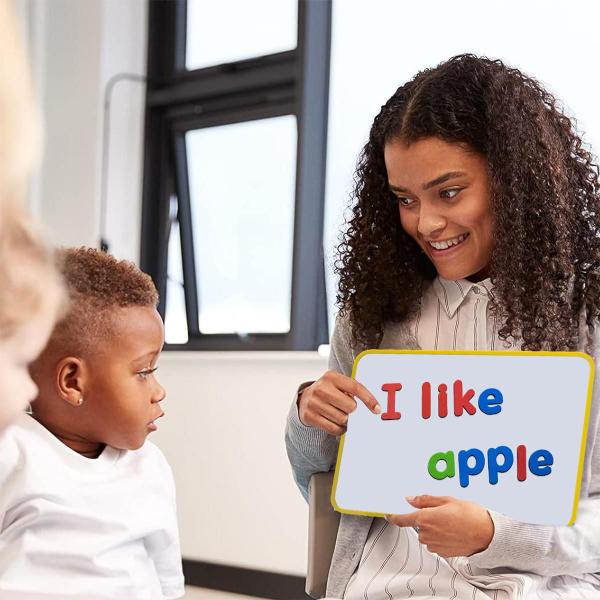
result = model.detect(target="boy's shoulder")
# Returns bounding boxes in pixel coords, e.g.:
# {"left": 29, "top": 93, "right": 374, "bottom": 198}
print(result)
{"left": 133, "top": 438, "right": 169, "bottom": 463}
{"left": 0, "top": 413, "right": 38, "bottom": 481}
{"left": 0, "top": 412, "right": 42, "bottom": 449}
{"left": 124, "top": 439, "right": 176, "bottom": 488}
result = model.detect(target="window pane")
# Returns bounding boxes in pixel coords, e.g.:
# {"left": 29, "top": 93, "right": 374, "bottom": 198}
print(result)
{"left": 186, "top": 115, "right": 297, "bottom": 334}
{"left": 165, "top": 196, "right": 189, "bottom": 344}
{"left": 186, "top": 0, "right": 297, "bottom": 71}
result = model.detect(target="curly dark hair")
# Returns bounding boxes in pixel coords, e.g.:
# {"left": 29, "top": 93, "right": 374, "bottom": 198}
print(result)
{"left": 335, "top": 53, "right": 600, "bottom": 352}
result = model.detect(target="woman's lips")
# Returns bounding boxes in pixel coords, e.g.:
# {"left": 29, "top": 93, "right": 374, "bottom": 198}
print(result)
{"left": 427, "top": 233, "right": 470, "bottom": 257}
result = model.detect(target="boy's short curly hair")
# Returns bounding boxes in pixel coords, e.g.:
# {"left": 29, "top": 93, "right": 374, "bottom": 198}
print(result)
{"left": 47, "top": 247, "right": 159, "bottom": 358}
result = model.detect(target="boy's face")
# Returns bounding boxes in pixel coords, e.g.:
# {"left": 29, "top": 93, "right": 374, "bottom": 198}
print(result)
{"left": 84, "top": 305, "right": 166, "bottom": 450}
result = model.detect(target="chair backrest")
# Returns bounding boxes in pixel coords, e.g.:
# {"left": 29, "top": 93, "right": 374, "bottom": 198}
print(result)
{"left": 306, "top": 471, "right": 341, "bottom": 599}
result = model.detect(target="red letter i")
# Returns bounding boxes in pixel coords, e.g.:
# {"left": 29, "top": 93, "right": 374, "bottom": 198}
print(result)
{"left": 438, "top": 383, "right": 448, "bottom": 418}
{"left": 381, "top": 383, "right": 402, "bottom": 420}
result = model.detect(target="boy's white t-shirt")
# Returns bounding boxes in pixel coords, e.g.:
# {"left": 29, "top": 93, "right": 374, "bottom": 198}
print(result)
{"left": 0, "top": 413, "right": 185, "bottom": 600}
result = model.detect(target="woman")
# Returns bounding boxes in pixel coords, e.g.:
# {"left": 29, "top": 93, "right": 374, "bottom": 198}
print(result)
{"left": 286, "top": 54, "right": 600, "bottom": 599}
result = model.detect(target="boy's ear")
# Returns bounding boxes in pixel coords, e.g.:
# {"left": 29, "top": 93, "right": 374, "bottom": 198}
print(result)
{"left": 56, "top": 357, "right": 86, "bottom": 407}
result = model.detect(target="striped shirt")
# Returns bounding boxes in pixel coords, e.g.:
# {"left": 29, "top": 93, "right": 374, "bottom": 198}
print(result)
{"left": 343, "top": 276, "right": 600, "bottom": 600}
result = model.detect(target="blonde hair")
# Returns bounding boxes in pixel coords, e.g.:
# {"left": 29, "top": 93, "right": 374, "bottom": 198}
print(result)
{"left": 0, "top": 0, "right": 42, "bottom": 202}
{"left": 0, "top": 201, "right": 64, "bottom": 340}
{"left": 0, "top": 2, "right": 61, "bottom": 339}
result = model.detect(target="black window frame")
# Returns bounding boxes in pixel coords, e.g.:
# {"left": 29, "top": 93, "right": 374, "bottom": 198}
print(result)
{"left": 141, "top": 0, "right": 331, "bottom": 351}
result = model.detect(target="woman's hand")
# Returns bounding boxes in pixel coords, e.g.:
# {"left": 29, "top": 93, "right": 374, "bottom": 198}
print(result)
{"left": 386, "top": 495, "right": 494, "bottom": 557}
{"left": 298, "top": 370, "right": 381, "bottom": 435}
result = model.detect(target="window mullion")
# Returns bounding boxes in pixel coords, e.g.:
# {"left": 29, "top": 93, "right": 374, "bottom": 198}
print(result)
{"left": 290, "top": 0, "right": 331, "bottom": 350}
{"left": 141, "top": 115, "right": 172, "bottom": 321}
{"left": 146, "top": 52, "right": 297, "bottom": 110}
{"left": 171, "top": 132, "right": 200, "bottom": 336}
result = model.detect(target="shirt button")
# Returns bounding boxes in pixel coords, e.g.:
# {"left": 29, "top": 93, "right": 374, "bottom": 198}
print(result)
{"left": 472, "top": 286, "right": 480, "bottom": 294}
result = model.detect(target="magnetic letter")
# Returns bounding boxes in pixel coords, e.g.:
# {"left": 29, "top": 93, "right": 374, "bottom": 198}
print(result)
{"left": 516, "top": 444, "right": 527, "bottom": 481}
{"left": 487, "top": 446, "right": 514, "bottom": 485}
{"left": 428, "top": 451, "right": 455, "bottom": 480}
{"left": 458, "top": 448, "right": 485, "bottom": 488}
{"left": 478, "top": 388, "right": 504, "bottom": 415}
{"left": 381, "top": 383, "right": 402, "bottom": 420}
{"left": 422, "top": 382, "right": 432, "bottom": 419}
{"left": 453, "top": 379, "right": 476, "bottom": 416}
{"left": 529, "top": 449, "right": 554, "bottom": 477}
{"left": 438, "top": 383, "right": 448, "bottom": 418}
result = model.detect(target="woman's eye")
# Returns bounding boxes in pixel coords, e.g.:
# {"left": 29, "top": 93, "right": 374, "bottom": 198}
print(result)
{"left": 440, "top": 188, "right": 461, "bottom": 200}
{"left": 396, "top": 196, "right": 415, "bottom": 207}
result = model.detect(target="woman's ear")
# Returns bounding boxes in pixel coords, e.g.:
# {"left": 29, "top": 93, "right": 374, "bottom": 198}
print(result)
{"left": 56, "top": 357, "right": 86, "bottom": 407}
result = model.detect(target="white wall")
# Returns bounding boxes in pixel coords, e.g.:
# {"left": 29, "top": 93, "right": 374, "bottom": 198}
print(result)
{"left": 97, "top": 0, "right": 147, "bottom": 263}
{"left": 152, "top": 352, "right": 327, "bottom": 574}
{"left": 22, "top": 0, "right": 146, "bottom": 261}
{"left": 26, "top": 0, "right": 104, "bottom": 246}
{"left": 20, "top": 0, "right": 319, "bottom": 577}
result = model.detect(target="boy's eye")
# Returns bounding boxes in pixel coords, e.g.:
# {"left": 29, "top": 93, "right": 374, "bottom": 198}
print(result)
{"left": 137, "top": 367, "right": 158, "bottom": 380}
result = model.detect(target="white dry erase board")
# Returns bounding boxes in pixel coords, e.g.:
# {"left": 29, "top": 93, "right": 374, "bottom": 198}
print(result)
{"left": 332, "top": 350, "right": 595, "bottom": 525}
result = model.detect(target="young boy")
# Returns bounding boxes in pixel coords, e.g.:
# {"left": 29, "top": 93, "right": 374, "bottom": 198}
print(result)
{"left": 0, "top": 247, "right": 184, "bottom": 600}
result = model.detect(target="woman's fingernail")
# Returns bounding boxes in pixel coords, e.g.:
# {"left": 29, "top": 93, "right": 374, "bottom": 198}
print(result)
{"left": 405, "top": 496, "right": 416, "bottom": 502}
{"left": 374, "top": 404, "right": 381, "bottom": 414}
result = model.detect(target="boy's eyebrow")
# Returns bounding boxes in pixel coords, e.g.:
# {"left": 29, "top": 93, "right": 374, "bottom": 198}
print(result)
{"left": 389, "top": 171, "right": 467, "bottom": 193}
{"left": 131, "top": 350, "right": 161, "bottom": 365}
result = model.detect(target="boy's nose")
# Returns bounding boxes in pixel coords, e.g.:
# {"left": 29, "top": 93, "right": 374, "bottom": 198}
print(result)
{"left": 153, "top": 384, "right": 166, "bottom": 403}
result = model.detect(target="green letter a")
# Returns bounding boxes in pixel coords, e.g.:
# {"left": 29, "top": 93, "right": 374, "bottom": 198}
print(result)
{"left": 428, "top": 451, "right": 455, "bottom": 480}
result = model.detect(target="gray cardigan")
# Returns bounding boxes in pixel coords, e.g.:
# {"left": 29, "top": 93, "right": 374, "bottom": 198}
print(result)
{"left": 285, "top": 315, "right": 600, "bottom": 599}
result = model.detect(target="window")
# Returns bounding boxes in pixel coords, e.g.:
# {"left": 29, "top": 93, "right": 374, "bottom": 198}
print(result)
{"left": 185, "top": 0, "right": 297, "bottom": 70}
{"left": 141, "top": 0, "right": 331, "bottom": 350}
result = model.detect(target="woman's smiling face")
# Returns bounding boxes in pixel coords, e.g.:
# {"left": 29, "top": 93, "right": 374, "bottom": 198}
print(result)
{"left": 384, "top": 137, "right": 494, "bottom": 282}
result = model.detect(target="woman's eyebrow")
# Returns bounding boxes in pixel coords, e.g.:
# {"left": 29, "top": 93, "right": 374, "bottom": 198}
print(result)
{"left": 389, "top": 171, "right": 467, "bottom": 193}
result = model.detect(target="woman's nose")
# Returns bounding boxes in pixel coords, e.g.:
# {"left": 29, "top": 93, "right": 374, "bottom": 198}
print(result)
{"left": 417, "top": 205, "right": 447, "bottom": 238}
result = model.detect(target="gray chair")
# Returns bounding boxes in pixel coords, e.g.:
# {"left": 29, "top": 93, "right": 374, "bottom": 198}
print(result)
{"left": 306, "top": 471, "right": 340, "bottom": 599}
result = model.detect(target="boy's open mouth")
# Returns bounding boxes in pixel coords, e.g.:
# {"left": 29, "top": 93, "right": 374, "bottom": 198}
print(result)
{"left": 147, "top": 412, "right": 165, "bottom": 431}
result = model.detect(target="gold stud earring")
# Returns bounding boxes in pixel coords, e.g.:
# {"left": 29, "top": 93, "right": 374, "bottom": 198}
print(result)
{"left": 77, "top": 396, "right": 84, "bottom": 406}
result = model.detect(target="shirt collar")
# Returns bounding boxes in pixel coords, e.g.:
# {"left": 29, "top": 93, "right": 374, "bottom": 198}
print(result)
{"left": 432, "top": 276, "right": 493, "bottom": 318}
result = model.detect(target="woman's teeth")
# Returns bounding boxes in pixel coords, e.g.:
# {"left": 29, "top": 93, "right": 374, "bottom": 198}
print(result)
{"left": 428, "top": 233, "right": 468, "bottom": 250}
